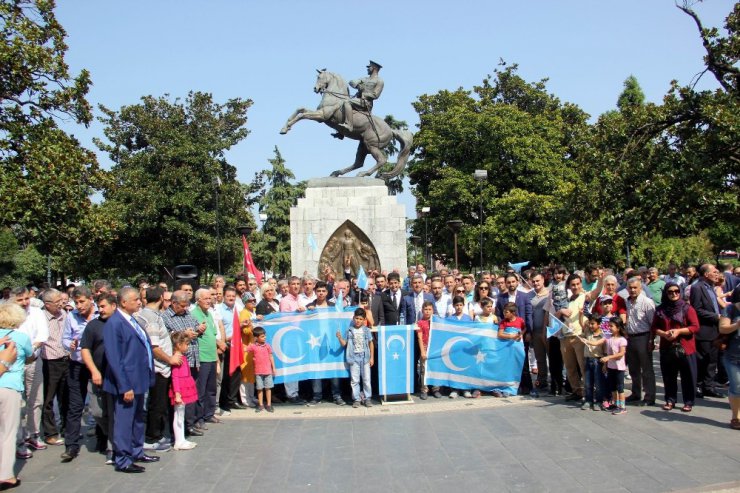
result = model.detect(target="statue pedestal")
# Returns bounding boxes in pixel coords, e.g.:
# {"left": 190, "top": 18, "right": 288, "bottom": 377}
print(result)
{"left": 290, "top": 177, "right": 408, "bottom": 278}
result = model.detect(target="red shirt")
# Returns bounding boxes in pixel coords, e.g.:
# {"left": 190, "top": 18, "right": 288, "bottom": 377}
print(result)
{"left": 650, "top": 305, "right": 699, "bottom": 355}
{"left": 417, "top": 318, "right": 431, "bottom": 349}
{"left": 500, "top": 317, "right": 526, "bottom": 334}
{"left": 246, "top": 342, "right": 273, "bottom": 375}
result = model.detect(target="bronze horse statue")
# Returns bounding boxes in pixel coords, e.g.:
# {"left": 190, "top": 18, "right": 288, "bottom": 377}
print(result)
{"left": 280, "top": 70, "right": 412, "bottom": 180}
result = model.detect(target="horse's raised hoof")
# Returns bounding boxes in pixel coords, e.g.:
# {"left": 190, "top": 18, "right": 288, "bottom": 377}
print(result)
{"left": 279, "top": 127, "right": 290, "bottom": 135}
{"left": 330, "top": 170, "right": 341, "bottom": 177}
{"left": 357, "top": 171, "right": 370, "bottom": 177}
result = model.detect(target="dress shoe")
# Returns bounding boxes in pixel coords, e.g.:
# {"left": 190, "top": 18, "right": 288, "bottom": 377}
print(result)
{"left": 702, "top": 389, "right": 725, "bottom": 398}
{"left": 60, "top": 448, "right": 79, "bottom": 462}
{"left": 194, "top": 422, "right": 208, "bottom": 431}
{"left": 135, "top": 454, "right": 160, "bottom": 463}
{"left": 0, "top": 479, "right": 21, "bottom": 490}
{"left": 205, "top": 416, "right": 222, "bottom": 424}
{"left": 625, "top": 395, "right": 641, "bottom": 403}
{"left": 232, "top": 403, "right": 248, "bottom": 410}
{"left": 638, "top": 400, "right": 656, "bottom": 407}
{"left": 186, "top": 428, "right": 203, "bottom": 437}
{"left": 115, "top": 464, "right": 145, "bottom": 473}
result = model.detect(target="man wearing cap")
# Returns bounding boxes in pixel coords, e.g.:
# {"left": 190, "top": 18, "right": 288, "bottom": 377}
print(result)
{"left": 338, "top": 60, "right": 384, "bottom": 134}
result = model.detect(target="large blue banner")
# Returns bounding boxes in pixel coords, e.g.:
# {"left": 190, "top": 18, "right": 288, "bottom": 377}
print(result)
{"left": 377, "top": 324, "right": 415, "bottom": 395}
{"left": 260, "top": 309, "right": 353, "bottom": 384}
{"left": 425, "top": 317, "right": 525, "bottom": 394}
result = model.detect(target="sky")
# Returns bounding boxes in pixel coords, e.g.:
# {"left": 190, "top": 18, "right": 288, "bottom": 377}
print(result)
{"left": 54, "top": 0, "right": 734, "bottom": 218}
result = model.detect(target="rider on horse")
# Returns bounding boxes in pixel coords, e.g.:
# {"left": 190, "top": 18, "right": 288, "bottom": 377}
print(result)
{"left": 337, "top": 60, "right": 384, "bottom": 134}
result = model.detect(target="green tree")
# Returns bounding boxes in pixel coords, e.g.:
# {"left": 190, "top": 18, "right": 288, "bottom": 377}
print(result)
{"left": 0, "top": 0, "right": 104, "bottom": 264}
{"left": 92, "top": 92, "right": 254, "bottom": 280}
{"left": 409, "top": 64, "right": 591, "bottom": 269}
{"left": 248, "top": 147, "right": 306, "bottom": 277}
{"left": 0, "top": 228, "right": 46, "bottom": 286}
{"left": 616, "top": 75, "right": 646, "bottom": 111}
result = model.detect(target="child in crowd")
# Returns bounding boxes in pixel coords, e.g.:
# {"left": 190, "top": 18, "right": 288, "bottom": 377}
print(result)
{"left": 492, "top": 303, "right": 524, "bottom": 398}
{"left": 498, "top": 303, "right": 524, "bottom": 342}
{"left": 170, "top": 332, "right": 198, "bottom": 450}
{"left": 601, "top": 317, "right": 628, "bottom": 415}
{"left": 337, "top": 308, "right": 374, "bottom": 408}
{"left": 578, "top": 314, "right": 607, "bottom": 411}
{"left": 476, "top": 298, "right": 497, "bottom": 324}
{"left": 417, "top": 301, "right": 442, "bottom": 400}
{"left": 451, "top": 296, "right": 472, "bottom": 321}
{"left": 246, "top": 326, "right": 276, "bottom": 413}
{"left": 597, "top": 296, "right": 615, "bottom": 338}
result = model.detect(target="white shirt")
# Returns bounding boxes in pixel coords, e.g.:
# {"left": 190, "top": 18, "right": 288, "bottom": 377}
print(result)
{"left": 18, "top": 305, "right": 49, "bottom": 346}
{"left": 434, "top": 294, "right": 453, "bottom": 318}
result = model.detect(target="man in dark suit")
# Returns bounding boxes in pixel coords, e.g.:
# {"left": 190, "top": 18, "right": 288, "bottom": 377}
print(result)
{"left": 381, "top": 272, "right": 406, "bottom": 325}
{"left": 401, "top": 275, "right": 436, "bottom": 325}
{"left": 690, "top": 263, "right": 725, "bottom": 398}
{"left": 103, "top": 287, "right": 158, "bottom": 473}
{"left": 365, "top": 277, "right": 385, "bottom": 327}
{"left": 495, "top": 273, "right": 534, "bottom": 395}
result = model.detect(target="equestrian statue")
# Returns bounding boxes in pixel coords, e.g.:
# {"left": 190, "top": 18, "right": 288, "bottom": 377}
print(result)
{"left": 280, "top": 61, "right": 413, "bottom": 180}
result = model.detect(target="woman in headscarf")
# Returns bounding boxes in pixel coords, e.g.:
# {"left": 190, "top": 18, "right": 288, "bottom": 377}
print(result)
{"left": 651, "top": 282, "right": 700, "bottom": 412}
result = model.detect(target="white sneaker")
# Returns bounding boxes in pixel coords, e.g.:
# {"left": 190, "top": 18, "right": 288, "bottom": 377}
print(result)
{"left": 449, "top": 391, "right": 459, "bottom": 399}
{"left": 463, "top": 391, "right": 472, "bottom": 398}
{"left": 219, "top": 409, "right": 232, "bottom": 417}
{"left": 174, "top": 441, "right": 197, "bottom": 450}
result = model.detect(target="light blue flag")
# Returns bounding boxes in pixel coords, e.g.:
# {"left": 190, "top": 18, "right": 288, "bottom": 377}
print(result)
{"left": 335, "top": 289, "right": 344, "bottom": 311}
{"left": 307, "top": 232, "right": 318, "bottom": 252}
{"left": 260, "top": 310, "right": 353, "bottom": 384}
{"left": 508, "top": 261, "right": 530, "bottom": 273}
{"left": 378, "top": 324, "right": 415, "bottom": 395}
{"left": 546, "top": 313, "right": 566, "bottom": 338}
{"left": 425, "top": 316, "right": 524, "bottom": 394}
{"left": 356, "top": 265, "right": 369, "bottom": 290}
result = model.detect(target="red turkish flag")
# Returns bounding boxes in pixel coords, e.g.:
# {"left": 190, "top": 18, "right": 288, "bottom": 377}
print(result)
{"left": 228, "top": 307, "right": 244, "bottom": 376}
{"left": 242, "top": 235, "right": 263, "bottom": 285}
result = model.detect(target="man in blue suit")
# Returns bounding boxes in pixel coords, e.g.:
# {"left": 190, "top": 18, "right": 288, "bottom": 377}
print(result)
{"left": 103, "top": 287, "right": 157, "bottom": 473}
{"left": 495, "top": 273, "right": 534, "bottom": 395}
{"left": 401, "top": 275, "right": 436, "bottom": 325}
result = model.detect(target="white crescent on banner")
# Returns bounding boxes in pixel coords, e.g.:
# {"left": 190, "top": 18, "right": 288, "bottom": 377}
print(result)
{"left": 441, "top": 336, "right": 472, "bottom": 372}
{"left": 385, "top": 334, "right": 406, "bottom": 351}
{"left": 272, "top": 326, "right": 306, "bottom": 364}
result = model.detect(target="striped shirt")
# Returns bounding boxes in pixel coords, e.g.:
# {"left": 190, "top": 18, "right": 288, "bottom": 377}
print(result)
{"left": 41, "top": 309, "right": 68, "bottom": 360}
{"left": 161, "top": 307, "right": 200, "bottom": 368}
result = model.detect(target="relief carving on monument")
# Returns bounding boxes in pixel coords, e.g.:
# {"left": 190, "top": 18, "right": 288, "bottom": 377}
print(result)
{"left": 319, "top": 220, "right": 380, "bottom": 279}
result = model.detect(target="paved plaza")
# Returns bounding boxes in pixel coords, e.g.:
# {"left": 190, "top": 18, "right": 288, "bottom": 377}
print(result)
{"left": 11, "top": 385, "right": 740, "bottom": 493}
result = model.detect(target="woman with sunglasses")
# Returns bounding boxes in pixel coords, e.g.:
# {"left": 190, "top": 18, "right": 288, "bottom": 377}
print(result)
{"left": 467, "top": 282, "right": 495, "bottom": 320}
{"left": 651, "top": 282, "right": 700, "bottom": 412}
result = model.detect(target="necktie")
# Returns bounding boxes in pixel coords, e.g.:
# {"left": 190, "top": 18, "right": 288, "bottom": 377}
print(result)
{"left": 130, "top": 316, "right": 153, "bottom": 370}
{"left": 392, "top": 291, "right": 397, "bottom": 309}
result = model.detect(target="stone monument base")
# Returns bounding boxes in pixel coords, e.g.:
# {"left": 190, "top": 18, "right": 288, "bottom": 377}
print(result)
{"left": 290, "top": 177, "right": 408, "bottom": 278}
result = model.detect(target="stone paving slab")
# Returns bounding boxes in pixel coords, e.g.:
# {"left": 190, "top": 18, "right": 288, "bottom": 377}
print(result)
{"left": 10, "top": 392, "right": 740, "bottom": 493}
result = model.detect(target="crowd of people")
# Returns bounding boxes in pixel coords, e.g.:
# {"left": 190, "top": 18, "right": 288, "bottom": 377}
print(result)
{"left": 0, "top": 261, "right": 738, "bottom": 487}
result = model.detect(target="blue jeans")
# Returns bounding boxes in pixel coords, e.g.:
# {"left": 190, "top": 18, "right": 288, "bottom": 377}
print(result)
{"left": 584, "top": 357, "right": 606, "bottom": 403}
{"left": 350, "top": 362, "right": 372, "bottom": 402}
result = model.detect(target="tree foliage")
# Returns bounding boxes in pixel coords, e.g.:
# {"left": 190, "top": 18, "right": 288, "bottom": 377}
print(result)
{"left": 247, "top": 147, "right": 306, "bottom": 277}
{"left": 91, "top": 92, "right": 254, "bottom": 280}
{"left": 0, "top": 0, "right": 103, "bottom": 261}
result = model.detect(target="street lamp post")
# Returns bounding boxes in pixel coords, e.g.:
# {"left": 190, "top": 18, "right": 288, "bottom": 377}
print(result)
{"left": 446, "top": 219, "right": 463, "bottom": 270}
{"left": 473, "top": 170, "right": 487, "bottom": 275}
{"left": 214, "top": 175, "right": 222, "bottom": 274}
{"left": 421, "top": 206, "right": 431, "bottom": 270}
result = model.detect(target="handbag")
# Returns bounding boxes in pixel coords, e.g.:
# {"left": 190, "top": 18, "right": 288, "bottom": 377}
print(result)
{"left": 669, "top": 342, "right": 686, "bottom": 360}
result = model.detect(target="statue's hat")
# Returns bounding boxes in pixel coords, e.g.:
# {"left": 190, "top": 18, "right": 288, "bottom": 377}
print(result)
{"left": 367, "top": 60, "right": 382, "bottom": 70}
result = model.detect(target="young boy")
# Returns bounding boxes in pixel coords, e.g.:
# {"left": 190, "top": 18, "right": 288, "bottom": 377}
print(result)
{"left": 450, "top": 296, "right": 472, "bottom": 321}
{"left": 493, "top": 303, "right": 525, "bottom": 397}
{"left": 578, "top": 314, "right": 607, "bottom": 410}
{"left": 245, "top": 326, "right": 276, "bottom": 413}
{"left": 417, "top": 301, "right": 441, "bottom": 400}
{"left": 336, "top": 308, "right": 374, "bottom": 408}
{"left": 596, "top": 295, "right": 615, "bottom": 338}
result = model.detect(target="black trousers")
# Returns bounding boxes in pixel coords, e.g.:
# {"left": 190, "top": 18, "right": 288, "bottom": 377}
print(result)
{"left": 626, "top": 334, "right": 656, "bottom": 401}
{"left": 65, "top": 361, "right": 90, "bottom": 451}
{"left": 659, "top": 350, "right": 697, "bottom": 405}
{"left": 695, "top": 339, "right": 719, "bottom": 391}
{"left": 547, "top": 336, "right": 564, "bottom": 392}
{"left": 195, "top": 361, "right": 217, "bottom": 423}
{"left": 145, "top": 373, "right": 172, "bottom": 443}
{"left": 42, "top": 357, "right": 69, "bottom": 438}
{"left": 218, "top": 347, "right": 242, "bottom": 410}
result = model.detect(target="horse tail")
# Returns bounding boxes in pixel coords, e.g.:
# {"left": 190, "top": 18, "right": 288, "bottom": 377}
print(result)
{"left": 380, "top": 129, "right": 413, "bottom": 180}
